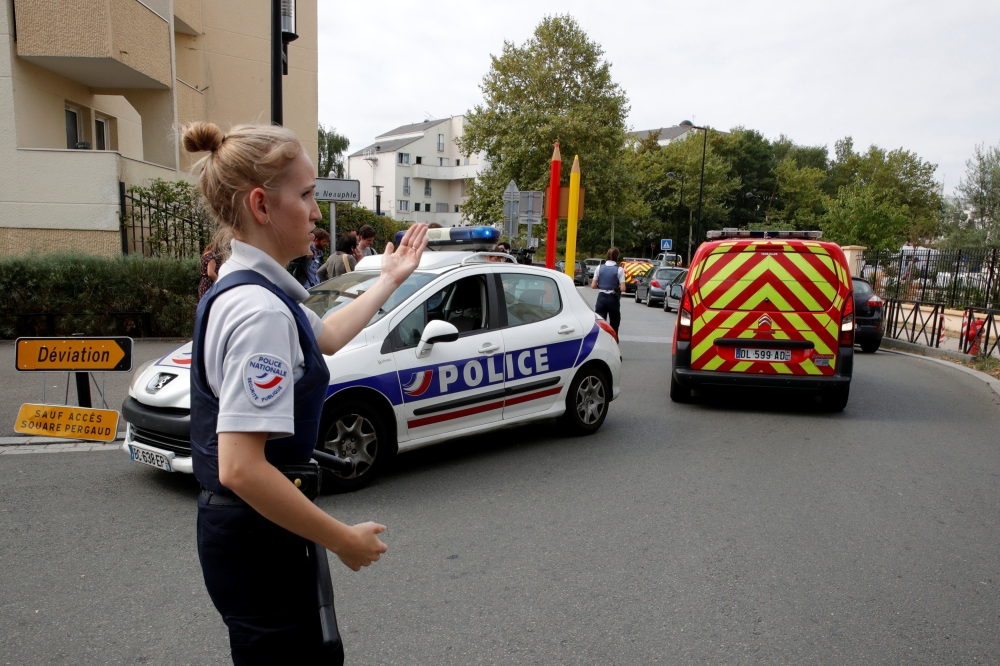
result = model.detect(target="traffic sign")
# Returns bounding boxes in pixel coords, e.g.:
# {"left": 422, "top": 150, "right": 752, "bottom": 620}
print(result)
{"left": 661, "top": 239, "right": 673, "bottom": 251}
{"left": 315, "top": 178, "right": 361, "bottom": 202}
{"left": 517, "top": 191, "right": 544, "bottom": 223}
{"left": 15, "top": 403, "right": 119, "bottom": 442}
{"left": 502, "top": 180, "right": 520, "bottom": 201}
{"left": 16, "top": 337, "right": 133, "bottom": 372}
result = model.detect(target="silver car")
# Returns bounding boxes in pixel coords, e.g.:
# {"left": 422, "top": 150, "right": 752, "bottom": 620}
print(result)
{"left": 662, "top": 269, "right": 689, "bottom": 312}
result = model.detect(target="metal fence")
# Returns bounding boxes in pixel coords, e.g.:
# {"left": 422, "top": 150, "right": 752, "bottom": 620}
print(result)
{"left": 883, "top": 299, "right": 944, "bottom": 348}
{"left": 959, "top": 307, "right": 1000, "bottom": 357}
{"left": 860, "top": 247, "right": 1000, "bottom": 310}
{"left": 119, "top": 181, "right": 212, "bottom": 258}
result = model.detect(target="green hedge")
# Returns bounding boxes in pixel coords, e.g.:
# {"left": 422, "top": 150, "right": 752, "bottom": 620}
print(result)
{"left": 0, "top": 254, "right": 199, "bottom": 339}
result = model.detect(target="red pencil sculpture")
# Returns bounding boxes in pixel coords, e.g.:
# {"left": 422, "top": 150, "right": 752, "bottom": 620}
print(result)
{"left": 546, "top": 142, "right": 562, "bottom": 269}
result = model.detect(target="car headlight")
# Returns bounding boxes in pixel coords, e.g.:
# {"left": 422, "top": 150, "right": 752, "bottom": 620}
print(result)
{"left": 129, "top": 360, "right": 156, "bottom": 394}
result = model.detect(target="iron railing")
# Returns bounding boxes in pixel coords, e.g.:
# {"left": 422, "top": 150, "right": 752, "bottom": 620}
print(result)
{"left": 119, "top": 181, "right": 212, "bottom": 258}
{"left": 882, "top": 299, "right": 944, "bottom": 348}
{"left": 860, "top": 247, "right": 1000, "bottom": 310}
{"left": 959, "top": 307, "right": 1000, "bottom": 357}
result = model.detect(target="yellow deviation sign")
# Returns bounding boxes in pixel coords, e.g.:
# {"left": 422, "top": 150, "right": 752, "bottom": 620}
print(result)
{"left": 15, "top": 404, "right": 120, "bottom": 442}
{"left": 15, "top": 337, "right": 132, "bottom": 372}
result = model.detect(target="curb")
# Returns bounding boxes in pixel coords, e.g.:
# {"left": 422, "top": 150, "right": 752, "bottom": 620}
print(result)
{"left": 879, "top": 337, "right": 973, "bottom": 362}
{"left": 881, "top": 348, "right": 1000, "bottom": 399}
{"left": 0, "top": 433, "right": 126, "bottom": 447}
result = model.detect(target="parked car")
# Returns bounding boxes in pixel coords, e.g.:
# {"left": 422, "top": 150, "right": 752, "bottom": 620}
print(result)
{"left": 852, "top": 277, "right": 884, "bottom": 353}
{"left": 556, "top": 260, "right": 588, "bottom": 286}
{"left": 663, "top": 269, "right": 689, "bottom": 312}
{"left": 622, "top": 261, "right": 653, "bottom": 296}
{"left": 670, "top": 230, "right": 854, "bottom": 411}
{"left": 635, "top": 266, "right": 687, "bottom": 307}
{"left": 583, "top": 258, "right": 603, "bottom": 280}
{"left": 654, "top": 252, "right": 683, "bottom": 266}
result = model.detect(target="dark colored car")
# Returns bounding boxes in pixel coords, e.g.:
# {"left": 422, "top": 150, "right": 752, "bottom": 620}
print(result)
{"left": 852, "top": 277, "right": 883, "bottom": 353}
{"left": 556, "top": 260, "right": 587, "bottom": 286}
{"left": 635, "top": 266, "right": 686, "bottom": 307}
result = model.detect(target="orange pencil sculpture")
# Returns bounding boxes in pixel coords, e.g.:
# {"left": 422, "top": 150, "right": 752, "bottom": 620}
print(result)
{"left": 546, "top": 142, "right": 562, "bottom": 269}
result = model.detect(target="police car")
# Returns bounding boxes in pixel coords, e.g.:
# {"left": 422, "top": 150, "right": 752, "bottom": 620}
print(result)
{"left": 122, "top": 227, "right": 622, "bottom": 492}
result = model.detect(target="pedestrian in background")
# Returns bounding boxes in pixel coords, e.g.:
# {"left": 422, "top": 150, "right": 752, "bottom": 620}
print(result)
{"left": 199, "top": 227, "right": 232, "bottom": 300}
{"left": 307, "top": 228, "right": 330, "bottom": 287}
{"left": 357, "top": 225, "right": 377, "bottom": 257}
{"left": 318, "top": 234, "right": 359, "bottom": 282}
{"left": 181, "top": 119, "right": 428, "bottom": 665}
{"left": 591, "top": 247, "right": 626, "bottom": 336}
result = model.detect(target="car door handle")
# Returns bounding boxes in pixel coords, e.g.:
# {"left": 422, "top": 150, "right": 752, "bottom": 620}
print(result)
{"left": 558, "top": 325, "right": 576, "bottom": 335}
{"left": 478, "top": 343, "right": 500, "bottom": 354}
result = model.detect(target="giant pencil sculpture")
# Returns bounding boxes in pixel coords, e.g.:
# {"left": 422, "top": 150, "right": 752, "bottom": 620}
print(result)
{"left": 546, "top": 142, "right": 562, "bottom": 269}
{"left": 564, "top": 155, "right": 581, "bottom": 280}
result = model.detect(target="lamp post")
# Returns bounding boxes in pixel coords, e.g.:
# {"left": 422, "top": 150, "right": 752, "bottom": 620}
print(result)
{"left": 679, "top": 120, "right": 708, "bottom": 247}
{"left": 271, "top": 0, "right": 298, "bottom": 125}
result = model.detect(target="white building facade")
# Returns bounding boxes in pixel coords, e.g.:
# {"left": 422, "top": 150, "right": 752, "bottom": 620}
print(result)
{"left": 347, "top": 116, "right": 485, "bottom": 227}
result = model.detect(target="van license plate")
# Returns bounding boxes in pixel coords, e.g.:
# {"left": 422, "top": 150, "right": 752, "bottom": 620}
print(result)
{"left": 129, "top": 444, "right": 172, "bottom": 472}
{"left": 736, "top": 348, "right": 792, "bottom": 362}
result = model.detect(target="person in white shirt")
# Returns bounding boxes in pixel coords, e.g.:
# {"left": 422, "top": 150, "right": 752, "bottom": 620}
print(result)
{"left": 590, "top": 247, "right": 626, "bottom": 335}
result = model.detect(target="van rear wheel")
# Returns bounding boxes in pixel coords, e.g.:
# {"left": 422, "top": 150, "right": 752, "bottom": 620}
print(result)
{"left": 819, "top": 388, "right": 849, "bottom": 412}
{"left": 670, "top": 374, "right": 691, "bottom": 403}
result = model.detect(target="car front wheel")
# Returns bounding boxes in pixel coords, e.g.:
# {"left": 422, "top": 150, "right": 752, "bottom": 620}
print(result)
{"left": 317, "top": 399, "right": 394, "bottom": 493}
{"left": 559, "top": 366, "right": 610, "bottom": 435}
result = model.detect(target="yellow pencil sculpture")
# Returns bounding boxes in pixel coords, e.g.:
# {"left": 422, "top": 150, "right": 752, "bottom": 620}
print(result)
{"left": 564, "top": 155, "right": 582, "bottom": 280}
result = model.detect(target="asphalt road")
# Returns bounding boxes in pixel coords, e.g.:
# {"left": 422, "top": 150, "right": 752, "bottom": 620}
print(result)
{"left": 2, "top": 290, "right": 1000, "bottom": 665}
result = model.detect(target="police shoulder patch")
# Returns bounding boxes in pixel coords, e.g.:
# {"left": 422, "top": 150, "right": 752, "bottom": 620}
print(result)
{"left": 243, "top": 353, "right": 291, "bottom": 407}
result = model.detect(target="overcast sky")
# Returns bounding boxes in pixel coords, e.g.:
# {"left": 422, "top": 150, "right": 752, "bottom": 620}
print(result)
{"left": 318, "top": 0, "right": 999, "bottom": 193}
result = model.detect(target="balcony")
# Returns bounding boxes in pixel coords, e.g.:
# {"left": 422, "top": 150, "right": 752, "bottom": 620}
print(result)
{"left": 14, "top": 0, "right": 172, "bottom": 89}
{"left": 409, "top": 163, "right": 483, "bottom": 181}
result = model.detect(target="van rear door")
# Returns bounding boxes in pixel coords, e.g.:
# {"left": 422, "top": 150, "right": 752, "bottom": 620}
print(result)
{"left": 688, "top": 241, "right": 848, "bottom": 377}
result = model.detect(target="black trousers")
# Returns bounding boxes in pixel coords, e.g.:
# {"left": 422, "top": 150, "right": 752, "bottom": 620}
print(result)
{"left": 595, "top": 292, "right": 621, "bottom": 335}
{"left": 197, "top": 499, "right": 344, "bottom": 666}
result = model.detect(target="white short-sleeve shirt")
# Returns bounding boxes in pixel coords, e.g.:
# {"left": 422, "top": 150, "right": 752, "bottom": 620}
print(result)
{"left": 205, "top": 240, "right": 325, "bottom": 438}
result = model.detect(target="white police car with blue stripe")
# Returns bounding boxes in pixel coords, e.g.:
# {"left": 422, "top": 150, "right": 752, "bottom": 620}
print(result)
{"left": 121, "top": 227, "right": 621, "bottom": 492}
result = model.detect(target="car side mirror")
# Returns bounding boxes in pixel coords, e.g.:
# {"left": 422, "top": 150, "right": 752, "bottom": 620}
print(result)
{"left": 670, "top": 284, "right": 683, "bottom": 299}
{"left": 416, "top": 320, "right": 460, "bottom": 358}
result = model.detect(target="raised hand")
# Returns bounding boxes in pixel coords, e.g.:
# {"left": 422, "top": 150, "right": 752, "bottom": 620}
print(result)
{"left": 380, "top": 223, "right": 428, "bottom": 287}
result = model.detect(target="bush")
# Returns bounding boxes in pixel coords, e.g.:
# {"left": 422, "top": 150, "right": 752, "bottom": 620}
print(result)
{"left": 318, "top": 203, "right": 409, "bottom": 252}
{"left": 0, "top": 254, "right": 199, "bottom": 339}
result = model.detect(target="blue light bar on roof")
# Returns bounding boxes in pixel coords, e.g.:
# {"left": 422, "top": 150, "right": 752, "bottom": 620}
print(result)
{"left": 394, "top": 225, "right": 501, "bottom": 250}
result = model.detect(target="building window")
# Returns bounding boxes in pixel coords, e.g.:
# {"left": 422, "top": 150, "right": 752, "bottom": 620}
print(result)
{"left": 455, "top": 204, "right": 460, "bottom": 213}
{"left": 438, "top": 157, "right": 447, "bottom": 166}
{"left": 403, "top": 177, "right": 410, "bottom": 195}
{"left": 65, "top": 107, "right": 80, "bottom": 149}
{"left": 464, "top": 157, "right": 470, "bottom": 165}
{"left": 436, "top": 202, "right": 449, "bottom": 213}
{"left": 94, "top": 117, "right": 109, "bottom": 150}
{"left": 398, "top": 153, "right": 409, "bottom": 165}
{"left": 424, "top": 180, "right": 432, "bottom": 197}
{"left": 437, "top": 134, "right": 445, "bottom": 152}
{"left": 415, "top": 156, "right": 422, "bottom": 165}
{"left": 455, "top": 159, "right": 460, "bottom": 167}
{"left": 398, "top": 200, "right": 409, "bottom": 212}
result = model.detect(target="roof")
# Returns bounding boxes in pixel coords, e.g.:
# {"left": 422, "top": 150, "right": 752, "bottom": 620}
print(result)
{"left": 376, "top": 118, "right": 448, "bottom": 139}
{"left": 630, "top": 125, "right": 693, "bottom": 143}
{"left": 347, "top": 136, "right": 420, "bottom": 159}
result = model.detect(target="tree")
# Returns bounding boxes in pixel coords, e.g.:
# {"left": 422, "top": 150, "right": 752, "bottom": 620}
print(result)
{"left": 317, "top": 125, "right": 349, "bottom": 178}
{"left": 712, "top": 127, "right": 777, "bottom": 228}
{"left": 821, "top": 183, "right": 911, "bottom": 251}
{"left": 764, "top": 157, "right": 829, "bottom": 230}
{"left": 950, "top": 141, "right": 1000, "bottom": 247}
{"left": 458, "top": 15, "right": 631, "bottom": 233}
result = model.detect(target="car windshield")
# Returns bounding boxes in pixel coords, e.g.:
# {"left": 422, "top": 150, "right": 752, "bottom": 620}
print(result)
{"left": 584, "top": 259, "right": 602, "bottom": 266}
{"left": 655, "top": 268, "right": 683, "bottom": 280}
{"left": 302, "top": 271, "right": 437, "bottom": 326}
{"left": 853, "top": 279, "right": 873, "bottom": 297}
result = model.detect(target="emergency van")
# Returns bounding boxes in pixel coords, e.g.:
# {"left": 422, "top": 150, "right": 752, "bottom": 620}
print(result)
{"left": 122, "top": 227, "right": 622, "bottom": 492}
{"left": 670, "top": 230, "right": 854, "bottom": 411}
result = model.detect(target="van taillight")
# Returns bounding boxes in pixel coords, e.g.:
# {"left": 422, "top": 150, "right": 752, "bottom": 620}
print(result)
{"left": 840, "top": 293, "right": 855, "bottom": 346}
{"left": 677, "top": 289, "right": 693, "bottom": 341}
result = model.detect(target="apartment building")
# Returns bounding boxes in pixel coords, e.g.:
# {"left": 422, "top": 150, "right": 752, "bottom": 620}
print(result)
{"left": 0, "top": 0, "right": 318, "bottom": 256}
{"left": 629, "top": 125, "right": 694, "bottom": 149}
{"left": 347, "top": 116, "right": 485, "bottom": 227}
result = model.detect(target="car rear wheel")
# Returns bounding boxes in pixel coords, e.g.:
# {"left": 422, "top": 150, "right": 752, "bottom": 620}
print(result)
{"left": 635, "top": 290, "right": 644, "bottom": 304}
{"left": 559, "top": 366, "right": 609, "bottom": 435}
{"left": 317, "top": 399, "right": 395, "bottom": 493}
{"left": 860, "top": 340, "right": 880, "bottom": 353}
{"left": 646, "top": 296, "right": 658, "bottom": 307}
{"left": 819, "top": 387, "right": 849, "bottom": 412}
{"left": 663, "top": 299, "right": 672, "bottom": 312}
{"left": 669, "top": 374, "right": 691, "bottom": 402}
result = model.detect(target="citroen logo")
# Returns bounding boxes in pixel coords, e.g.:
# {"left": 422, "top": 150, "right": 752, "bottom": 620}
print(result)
{"left": 757, "top": 314, "right": 773, "bottom": 330}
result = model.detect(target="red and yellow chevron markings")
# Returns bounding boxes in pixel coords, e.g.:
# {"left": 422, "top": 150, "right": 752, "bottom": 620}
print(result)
{"left": 686, "top": 240, "right": 850, "bottom": 377}
{"left": 623, "top": 261, "right": 652, "bottom": 284}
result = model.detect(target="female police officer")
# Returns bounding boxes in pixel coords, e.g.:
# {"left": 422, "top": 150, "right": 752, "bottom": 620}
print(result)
{"left": 181, "top": 121, "right": 428, "bottom": 665}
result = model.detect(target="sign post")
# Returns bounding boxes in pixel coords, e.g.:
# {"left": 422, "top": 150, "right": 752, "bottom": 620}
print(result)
{"left": 518, "top": 190, "right": 544, "bottom": 248}
{"left": 660, "top": 239, "right": 673, "bottom": 252}
{"left": 14, "top": 336, "right": 133, "bottom": 442}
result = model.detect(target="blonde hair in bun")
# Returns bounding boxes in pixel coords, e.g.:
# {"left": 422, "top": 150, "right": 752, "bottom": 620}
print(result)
{"left": 180, "top": 121, "right": 303, "bottom": 234}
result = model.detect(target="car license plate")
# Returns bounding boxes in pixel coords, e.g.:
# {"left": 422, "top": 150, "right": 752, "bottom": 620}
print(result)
{"left": 736, "top": 348, "right": 792, "bottom": 362}
{"left": 129, "top": 443, "right": 173, "bottom": 472}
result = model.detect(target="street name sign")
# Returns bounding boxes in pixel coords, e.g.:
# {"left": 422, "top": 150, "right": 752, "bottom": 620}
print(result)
{"left": 15, "top": 403, "right": 120, "bottom": 441}
{"left": 315, "top": 178, "right": 361, "bottom": 202}
{"left": 661, "top": 239, "right": 673, "bottom": 251}
{"left": 16, "top": 337, "right": 133, "bottom": 372}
